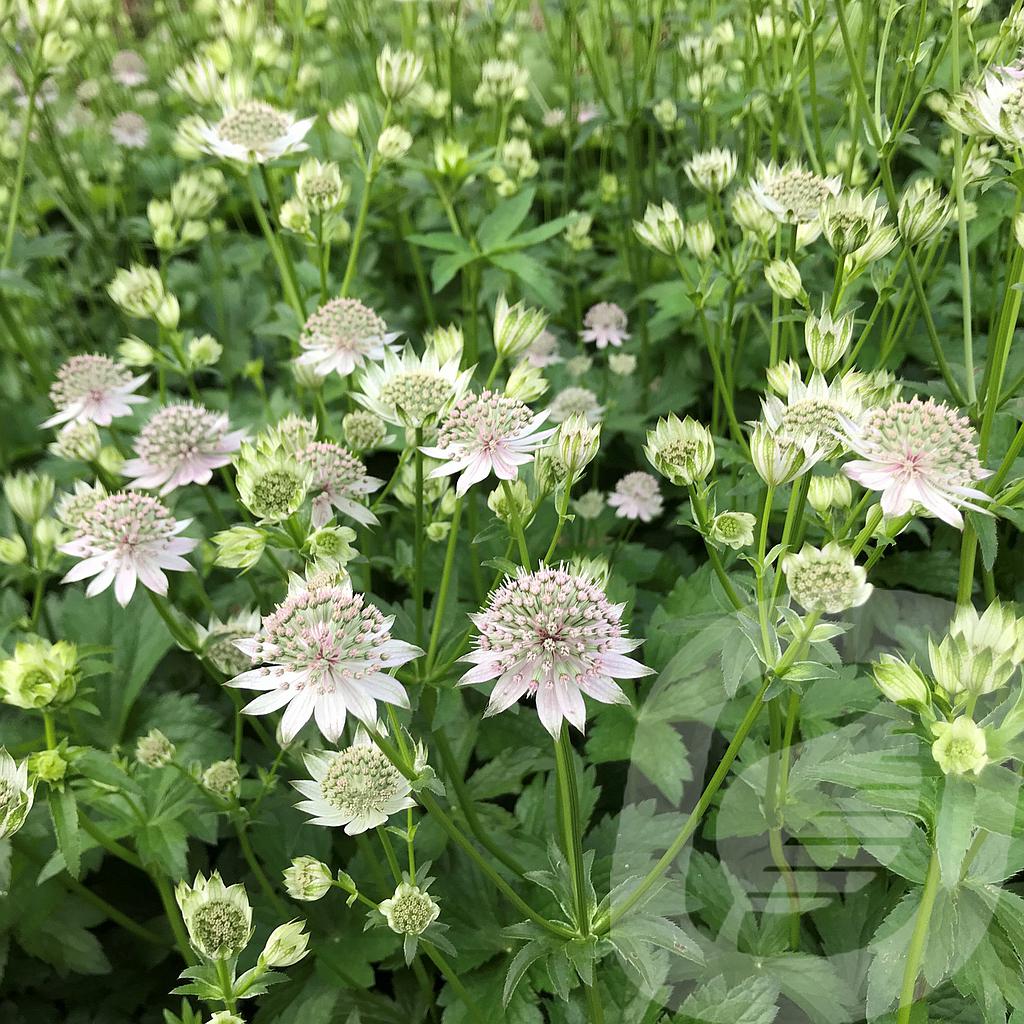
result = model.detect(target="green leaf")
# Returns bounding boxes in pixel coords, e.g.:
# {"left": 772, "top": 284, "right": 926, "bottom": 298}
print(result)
{"left": 430, "top": 250, "right": 477, "bottom": 292}
{"left": 936, "top": 774, "right": 975, "bottom": 887}
{"left": 970, "top": 510, "right": 998, "bottom": 572}
{"left": 503, "top": 939, "right": 550, "bottom": 1006}
{"left": 674, "top": 974, "right": 779, "bottom": 1024}
{"left": 405, "top": 231, "right": 471, "bottom": 253}
{"left": 48, "top": 787, "right": 80, "bottom": 879}
{"left": 488, "top": 252, "right": 559, "bottom": 309}
{"left": 502, "top": 215, "right": 574, "bottom": 250}
{"left": 477, "top": 187, "right": 535, "bottom": 251}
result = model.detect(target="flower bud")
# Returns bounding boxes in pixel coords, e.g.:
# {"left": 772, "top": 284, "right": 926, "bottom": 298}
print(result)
{"left": 708, "top": 511, "right": 756, "bottom": 549}
{"left": 750, "top": 422, "right": 808, "bottom": 486}
{"left": 872, "top": 654, "right": 930, "bottom": 707}
{"left": 155, "top": 294, "right": 180, "bottom": 330}
{"left": 808, "top": 473, "right": 853, "bottom": 514}
{"left": 765, "top": 359, "right": 801, "bottom": 398}
{"left": 259, "top": 920, "right": 311, "bottom": 968}
{"left": 188, "top": 334, "right": 223, "bottom": 368}
{"left": 4, "top": 471, "right": 54, "bottom": 524}
{"left": 424, "top": 323, "right": 464, "bottom": 365}
{"left": 504, "top": 361, "right": 548, "bottom": 403}
{"left": 644, "top": 414, "right": 714, "bottom": 486}
{"left": 279, "top": 197, "right": 311, "bottom": 235}
{"left": 434, "top": 138, "right": 470, "bottom": 178}
{"left": 684, "top": 220, "right": 715, "bottom": 260}
{"left": 493, "top": 293, "right": 548, "bottom": 361}
{"left": 377, "top": 125, "right": 413, "bottom": 162}
{"left": 0, "top": 638, "right": 79, "bottom": 710}
{"left": 202, "top": 759, "right": 241, "bottom": 800}
{"left": 633, "top": 200, "right": 684, "bottom": 255}
{"left": 135, "top": 728, "right": 175, "bottom": 768}
{"left": 0, "top": 535, "right": 27, "bottom": 565}
{"left": 487, "top": 479, "right": 530, "bottom": 523}
{"left": 376, "top": 46, "right": 424, "bottom": 103}
{"left": 328, "top": 100, "right": 360, "bottom": 138}
{"left": 609, "top": 352, "right": 637, "bottom": 376}
{"left": 28, "top": 747, "right": 67, "bottom": 784}
{"left": 804, "top": 306, "right": 854, "bottom": 372}
{"left": 284, "top": 856, "right": 333, "bottom": 901}
{"left": 309, "top": 525, "right": 357, "bottom": 564}
{"left": 765, "top": 258, "right": 804, "bottom": 301}
{"left": 213, "top": 526, "right": 267, "bottom": 570}
{"left": 0, "top": 748, "right": 34, "bottom": 839}
{"left": 556, "top": 412, "right": 601, "bottom": 478}
{"left": 931, "top": 718, "right": 988, "bottom": 776}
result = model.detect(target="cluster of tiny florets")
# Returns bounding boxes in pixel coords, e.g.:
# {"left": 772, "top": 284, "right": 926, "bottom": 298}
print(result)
{"left": 190, "top": 900, "right": 249, "bottom": 953}
{"left": 379, "top": 372, "right": 452, "bottom": 423}
{"left": 303, "top": 299, "right": 386, "bottom": 353}
{"left": 548, "top": 387, "right": 602, "bottom": 423}
{"left": 72, "top": 492, "right": 178, "bottom": 551}
{"left": 320, "top": 746, "right": 405, "bottom": 818}
{"left": 386, "top": 888, "right": 438, "bottom": 934}
{"left": 300, "top": 442, "right": 370, "bottom": 496}
{"left": 49, "top": 355, "right": 134, "bottom": 411}
{"left": 436, "top": 390, "right": 532, "bottom": 451}
{"left": 217, "top": 102, "right": 290, "bottom": 149}
{"left": 133, "top": 404, "right": 229, "bottom": 470}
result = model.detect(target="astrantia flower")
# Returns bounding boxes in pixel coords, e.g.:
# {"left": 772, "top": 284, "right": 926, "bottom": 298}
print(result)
{"left": 43, "top": 354, "right": 147, "bottom": 428}
{"left": 683, "top": 147, "right": 738, "bottom": 194}
{"left": 947, "top": 66, "right": 1024, "bottom": 149}
{"left": 380, "top": 880, "right": 440, "bottom": 936}
{"left": 608, "top": 471, "right": 663, "bottom": 522}
{"left": 355, "top": 345, "right": 472, "bottom": 428}
{"left": 235, "top": 441, "right": 313, "bottom": 524}
{"left": 782, "top": 542, "right": 872, "bottom": 614}
{"left": 931, "top": 717, "right": 988, "bottom": 776}
{"left": 523, "top": 329, "right": 562, "bottom": 368}
{"left": 198, "top": 100, "right": 314, "bottom": 164}
{"left": 0, "top": 637, "right": 79, "bottom": 709}
{"left": 298, "top": 441, "right": 382, "bottom": 528}
{"left": 59, "top": 492, "right": 196, "bottom": 606}
{"left": 761, "top": 372, "right": 862, "bottom": 463}
{"left": 928, "top": 600, "right": 1024, "bottom": 699}
{"left": 110, "top": 111, "right": 148, "bottom": 148}
{"left": 461, "top": 565, "right": 652, "bottom": 736}
{"left": 293, "top": 727, "right": 414, "bottom": 834}
{"left": 548, "top": 386, "right": 604, "bottom": 424}
{"left": 421, "top": 390, "right": 554, "bottom": 496}
{"left": 842, "top": 397, "right": 990, "bottom": 528}
{"left": 176, "top": 872, "right": 253, "bottom": 961}
{"left": 749, "top": 421, "right": 811, "bottom": 486}
{"left": 284, "top": 856, "right": 333, "bottom": 902}
{"left": 709, "top": 511, "right": 756, "bottom": 550}
{"left": 644, "top": 414, "right": 715, "bottom": 486}
{"left": 0, "top": 748, "right": 34, "bottom": 840}
{"left": 580, "top": 302, "right": 630, "bottom": 349}
{"left": 111, "top": 50, "right": 147, "bottom": 87}
{"left": 297, "top": 298, "right": 401, "bottom": 379}
{"left": 751, "top": 161, "right": 841, "bottom": 224}
{"left": 228, "top": 578, "right": 421, "bottom": 743}
{"left": 122, "top": 402, "right": 246, "bottom": 495}
{"left": 195, "top": 609, "right": 262, "bottom": 676}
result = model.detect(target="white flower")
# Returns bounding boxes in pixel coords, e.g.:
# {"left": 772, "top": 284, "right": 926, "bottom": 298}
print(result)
{"left": 355, "top": 345, "right": 473, "bottom": 428}
{"left": 683, "top": 147, "right": 738, "bottom": 193}
{"left": 523, "top": 329, "right": 562, "bottom": 368}
{"left": 0, "top": 747, "right": 34, "bottom": 839}
{"left": 111, "top": 50, "right": 147, "bottom": 87}
{"left": 608, "top": 471, "right": 663, "bottom": 522}
{"left": 461, "top": 565, "right": 652, "bottom": 736}
{"left": 420, "top": 390, "right": 554, "bottom": 496}
{"left": 842, "top": 397, "right": 990, "bottom": 529}
{"left": 548, "top": 386, "right": 604, "bottom": 424}
{"left": 110, "top": 111, "right": 148, "bottom": 148}
{"left": 59, "top": 492, "right": 196, "bottom": 606}
{"left": 228, "top": 577, "right": 421, "bottom": 743}
{"left": 198, "top": 100, "right": 314, "bottom": 164}
{"left": 298, "top": 441, "right": 382, "bottom": 528}
{"left": 761, "top": 372, "right": 862, "bottom": 463}
{"left": 297, "top": 298, "right": 401, "bottom": 378}
{"left": 43, "top": 354, "right": 147, "bottom": 428}
{"left": 379, "top": 880, "right": 440, "bottom": 935}
{"left": 176, "top": 872, "right": 253, "bottom": 961}
{"left": 750, "top": 161, "right": 842, "bottom": 224}
{"left": 782, "top": 542, "right": 873, "bottom": 614}
{"left": 580, "top": 302, "right": 630, "bottom": 349}
{"left": 292, "top": 727, "right": 414, "bottom": 834}
{"left": 122, "top": 402, "right": 246, "bottom": 495}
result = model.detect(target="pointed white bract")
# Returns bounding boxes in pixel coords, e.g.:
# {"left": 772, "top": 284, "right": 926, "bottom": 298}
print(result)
{"left": 228, "top": 577, "right": 420, "bottom": 744}
{"left": 59, "top": 492, "right": 196, "bottom": 606}
{"left": 197, "top": 100, "right": 314, "bottom": 164}
{"left": 297, "top": 441, "right": 382, "bottom": 528}
{"left": 296, "top": 298, "right": 401, "bottom": 379}
{"left": 461, "top": 565, "right": 652, "bottom": 737}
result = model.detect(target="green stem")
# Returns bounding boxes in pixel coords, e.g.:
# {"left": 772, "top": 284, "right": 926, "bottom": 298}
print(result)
{"left": 502, "top": 480, "right": 531, "bottom": 569}
{"left": 689, "top": 487, "right": 744, "bottom": 611}
{"left": 244, "top": 172, "right": 305, "bottom": 322}
{"left": 154, "top": 872, "right": 195, "bottom": 965}
{"left": 414, "top": 428, "right": 426, "bottom": 653}
{"left": 895, "top": 850, "right": 941, "bottom": 1024}
{"left": 235, "top": 821, "right": 287, "bottom": 916}
{"left": 1, "top": 39, "right": 43, "bottom": 269}
{"left": 426, "top": 497, "right": 463, "bottom": 670}
{"left": 554, "top": 726, "right": 589, "bottom": 935}
{"left": 216, "top": 956, "right": 237, "bottom": 1013}
{"left": 543, "top": 484, "right": 573, "bottom": 566}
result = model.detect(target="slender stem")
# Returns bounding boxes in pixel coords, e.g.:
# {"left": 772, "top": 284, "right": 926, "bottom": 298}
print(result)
{"left": 43, "top": 711, "right": 56, "bottom": 750}
{"left": 689, "top": 487, "right": 744, "bottom": 611}
{"left": 244, "top": 172, "right": 305, "bottom": 321}
{"left": 895, "top": 850, "right": 941, "bottom": 1024}
{"left": 414, "top": 428, "right": 426, "bottom": 653}
{"left": 554, "top": 726, "right": 589, "bottom": 935}
{"left": 583, "top": 978, "right": 606, "bottom": 1024}
{"left": 235, "top": 822, "right": 287, "bottom": 915}
{"left": 153, "top": 872, "right": 195, "bottom": 965}
{"left": 2, "top": 38, "right": 43, "bottom": 269}
{"left": 216, "top": 957, "right": 237, "bottom": 1013}
{"left": 422, "top": 942, "right": 486, "bottom": 1024}
{"left": 502, "top": 480, "right": 531, "bottom": 568}
{"left": 426, "top": 497, "right": 464, "bottom": 670}
{"left": 543, "top": 484, "right": 573, "bottom": 566}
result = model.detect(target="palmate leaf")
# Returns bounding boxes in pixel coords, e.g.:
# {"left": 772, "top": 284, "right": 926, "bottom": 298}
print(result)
{"left": 672, "top": 974, "right": 780, "bottom": 1024}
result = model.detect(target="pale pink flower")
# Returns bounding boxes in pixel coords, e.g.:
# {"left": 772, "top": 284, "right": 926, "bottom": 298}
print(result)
{"left": 228, "top": 578, "right": 421, "bottom": 743}
{"left": 461, "top": 565, "right": 652, "bottom": 736}
{"left": 548, "top": 386, "right": 604, "bottom": 424}
{"left": 122, "top": 402, "right": 246, "bottom": 495}
{"left": 420, "top": 390, "right": 554, "bottom": 497}
{"left": 842, "top": 397, "right": 990, "bottom": 529}
{"left": 43, "top": 354, "right": 148, "bottom": 428}
{"left": 296, "top": 298, "right": 401, "bottom": 378}
{"left": 59, "top": 492, "right": 196, "bottom": 606}
{"left": 608, "top": 471, "right": 663, "bottom": 522}
{"left": 298, "top": 441, "right": 383, "bottom": 528}
{"left": 111, "top": 111, "right": 149, "bottom": 148}
{"left": 580, "top": 302, "right": 630, "bottom": 349}
{"left": 524, "top": 329, "right": 563, "bottom": 368}
{"left": 577, "top": 103, "right": 600, "bottom": 124}
{"left": 111, "top": 51, "right": 148, "bottom": 88}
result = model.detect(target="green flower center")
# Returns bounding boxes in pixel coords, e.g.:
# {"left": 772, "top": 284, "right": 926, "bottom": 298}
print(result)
{"left": 321, "top": 747, "right": 404, "bottom": 817}
{"left": 191, "top": 899, "right": 248, "bottom": 954}
{"left": 389, "top": 890, "right": 437, "bottom": 934}
{"left": 250, "top": 470, "right": 304, "bottom": 517}
{"left": 380, "top": 372, "right": 451, "bottom": 423}
{"left": 218, "top": 103, "right": 289, "bottom": 149}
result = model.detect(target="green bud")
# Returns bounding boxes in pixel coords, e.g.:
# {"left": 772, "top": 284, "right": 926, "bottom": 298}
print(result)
{"left": 213, "top": 526, "right": 267, "bottom": 570}
{"left": 931, "top": 718, "right": 988, "bottom": 776}
{"left": 4, "top": 472, "right": 55, "bottom": 525}
{"left": 1, "top": 638, "right": 79, "bottom": 710}
{"left": 259, "top": 920, "right": 310, "bottom": 968}
{"left": 872, "top": 654, "right": 931, "bottom": 707}
{"left": 283, "top": 856, "right": 333, "bottom": 901}
{"left": 28, "top": 748, "right": 67, "bottom": 784}
{"left": 135, "top": 728, "right": 175, "bottom": 768}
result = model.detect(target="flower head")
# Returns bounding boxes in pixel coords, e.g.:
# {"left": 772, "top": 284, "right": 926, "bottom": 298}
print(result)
{"left": 684, "top": 147, "right": 738, "bottom": 193}
{"left": 202, "top": 759, "right": 241, "bottom": 800}
{"left": 176, "top": 872, "right": 253, "bottom": 961}
{"left": 644, "top": 414, "right": 714, "bottom": 486}
{"left": 108, "top": 264, "right": 167, "bottom": 319}
{"left": 0, "top": 748, "right": 33, "bottom": 839}
{"left": 198, "top": 100, "right": 314, "bottom": 164}
{"left": 493, "top": 293, "right": 548, "bottom": 361}
{"left": 761, "top": 372, "right": 862, "bottom": 462}
{"left": 633, "top": 200, "right": 684, "bottom": 254}
{"left": 947, "top": 67, "right": 1024, "bottom": 149}
{"left": 781, "top": 542, "right": 872, "bottom": 614}
{"left": 298, "top": 441, "right": 382, "bottom": 528}
{"left": 59, "top": 492, "right": 196, "bottom": 606}
{"left": 709, "top": 511, "right": 756, "bottom": 550}
{"left": 421, "top": 390, "right": 553, "bottom": 497}
{"left": 608, "top": 471, "right": 663, "bottom": 522}
{"left": 842, "top": 397, "right": 989, "bottom": 528}
{"left": 135, "top": 727, "right": 175, "bottom": 767}
{"left": 462, "top": 566, "right": 651, "bottom": 736}
{"left": 195, "top": 609, "right": 262, "bottom": 676}
{"left": 750, "top": 421, "right": 812, "bottom": 486}
{"left": 821, "top": 189, "right": 897, "bottom": 262}
{"left": 111, "top": 50, "right": 147, "bottom": 87}
{"left": 548, "top": 386, "right": 604, "bottom": 424}
{"left": 111, "top": 111, "right": 149, "bottom": 148}
{"left": 293, "top": 727, "right": 414, "bottom": 834}
{"left": 356, "top": 345, "right": 473, "bottom": 428}
{"left": 297, "top": 298, "right": 401, "bottom": 379}
{"left": 928, "top": 600, "right": 1024, "bottom": 699}
{"left": 284, "top": 856, "right": 333, "bottom": 901}
{"left": 43, "top": 354, "right": 147, "bottom": 428}
{"left": 931, "top": 717, "right": 988, "bottom": 776}
{"left": 580, "top": 302, "right": 630, "bottom": 349}
{"left": 235, "top": 441, "right": 313, "bottom": 524}
{"left": 122, "top": 402, "right": 246, "bottom": 495}
{"left": 0, "top": 637, "right": 79, "bottom": 709}
{"left": 379, "top": 880, "right": 440, "bottom": 936}
{"left": 804, "top": 306, "right": 854, "bottom": 372}
{"left": 751, "top": 161, "right": 842, "bottom": 224}
{"left": 228, "top": 577, "right": 420, "bottom": 743}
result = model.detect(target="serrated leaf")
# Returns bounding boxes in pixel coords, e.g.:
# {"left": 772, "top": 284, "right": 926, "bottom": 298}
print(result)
{"left": 48, "top": 787, "right": 80, "bottom": 879}
{"left": 936, "top": 774, "right": 975, "bottom": 888}
{"left": 477, "top": 187, "right": 535, "bottom": 251}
